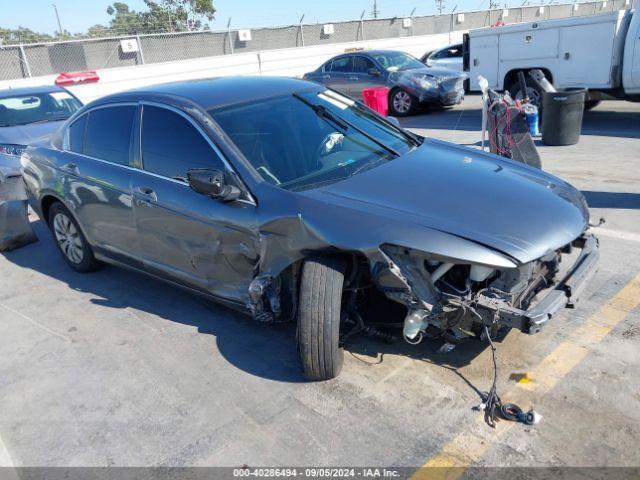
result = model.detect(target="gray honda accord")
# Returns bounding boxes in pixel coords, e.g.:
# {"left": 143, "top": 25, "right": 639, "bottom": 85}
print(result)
{"left": 22, "top": 77, "right": 598, "bottom": 380}
{"left": 303, "top": 50, "right": 466, "bottom": 116}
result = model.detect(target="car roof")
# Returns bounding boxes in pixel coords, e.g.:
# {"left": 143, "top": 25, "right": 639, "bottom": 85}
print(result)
{"left": 337, "top": 50, "right": 402, "bottom": 57}
{"left": 324, "top": 50, "right": 410, "bottom": 65}
{"left": 0, "top": 84, "right": 68, "bottom": 99}
{"left": 93, "top": 76, "right": 321, "bottom": 111}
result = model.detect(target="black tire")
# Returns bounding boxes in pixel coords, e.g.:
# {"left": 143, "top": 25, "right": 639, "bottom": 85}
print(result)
{"left": 389, "top": 88, "right": 417, "bottom": 117}
{"left": 297, "top": 256, "right": 346, "bottom": 381}
{"left": 508, "top": 76, "right": 543, "bottom": 108}
{"left": 584, "top": 100, "right": 601, "bottom": 111}
{"left": 48, "top": 202, "right": 101, "bottom": 273}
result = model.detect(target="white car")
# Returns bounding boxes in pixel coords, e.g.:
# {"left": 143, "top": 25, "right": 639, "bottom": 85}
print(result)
{"left": 421, "top": 44, "right": 464, "bottom": 72}
{"left": 0, "top": 85, "right": 82, "bottom": 181}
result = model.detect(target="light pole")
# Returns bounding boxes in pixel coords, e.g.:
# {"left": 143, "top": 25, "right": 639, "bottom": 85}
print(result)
{"left": 52, "top": 4, "right": 63, "bottom": 37}
{"left": 372, "top": 0, "right": 380, "bottom": 18}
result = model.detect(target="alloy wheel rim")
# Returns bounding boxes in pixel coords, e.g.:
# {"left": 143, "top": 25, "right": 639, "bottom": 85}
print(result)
{"left": 53, "top": 213, "right": 84, "bottom": 264}
{"left": 393, "top": 91, "right": 412, "bottom": 113}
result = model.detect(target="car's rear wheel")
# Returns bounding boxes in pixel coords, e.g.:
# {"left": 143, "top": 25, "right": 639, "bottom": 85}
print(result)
{"left": 389, "top": 88, "right": 416, "bottom": 116}
{"left": 48, "top": 202, "right": 101, "bottom": 273}
{"left": 508, "top": 77, "right": 543, "bottom": 107}
{"left": 297, "top": 255, "right": 346, "bottom": 381}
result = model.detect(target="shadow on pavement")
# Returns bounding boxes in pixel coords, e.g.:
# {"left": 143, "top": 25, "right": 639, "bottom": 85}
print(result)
{"left": 5, "top": 219, "right": 305, "bottom": 383}
{"left": 581, "top": 109, "right": 640, "bottom": 139}
{"left": 399, "top": 108, "right": 482, "bottom": 132}
{"left": 583, "top": 191, "right": 640, "bottom": 210}
{"left": 4, "top": 219, "right": 492, "bottom": 385}
{"left": 399, "top": 99, "right": 640, "bottom": 140}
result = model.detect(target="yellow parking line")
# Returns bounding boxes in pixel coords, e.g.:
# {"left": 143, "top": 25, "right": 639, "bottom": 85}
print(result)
{"left": 412, "top": 273, "right": 640, "bottom": 479}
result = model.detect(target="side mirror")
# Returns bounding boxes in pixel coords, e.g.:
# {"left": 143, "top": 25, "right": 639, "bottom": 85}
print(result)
{"left": 426, "top": 58, "right": 433, "bottom": 67}
{"left": 368, "top": 68, "right": 382, "bottom": 77}
{"left": 187, "top": 168, "right": 241, "bottom": 202}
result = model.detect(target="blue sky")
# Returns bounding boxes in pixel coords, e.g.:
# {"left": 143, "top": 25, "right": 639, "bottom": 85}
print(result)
{"left": 4, "top": 0, "right": 512, "bottom": 34}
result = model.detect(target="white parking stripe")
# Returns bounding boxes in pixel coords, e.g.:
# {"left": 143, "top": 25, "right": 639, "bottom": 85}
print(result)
{"left": 593, "top": 227, "right": 640, "bottom": 243}
{"left": 0, "top": 434, "right": 14, "bottom": 468}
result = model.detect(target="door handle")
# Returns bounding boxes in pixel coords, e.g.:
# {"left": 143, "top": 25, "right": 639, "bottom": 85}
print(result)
{"left": 60, "top": 162, "right": 79, "bottom": 175}
{"left": 349, "top": 76, "right": 359, "bottom": 81}
{"left": 322, "top": 74, "right": 331, "bottom": 80}
{"left": 133, "top": 186, "right": 157, "bottom": 203}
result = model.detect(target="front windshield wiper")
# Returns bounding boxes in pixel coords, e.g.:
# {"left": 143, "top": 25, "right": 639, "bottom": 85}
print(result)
{"left": 288, "top": 157, "right": 386, "bottom": 192}
{"left": 348, "top": 100, "right": 423, "bottom": 147}
{"left": 293, "top": 93, "right": 401, "bottom": 157}
{"left": 293, "top": 93, "right": 349, "bottom": 131}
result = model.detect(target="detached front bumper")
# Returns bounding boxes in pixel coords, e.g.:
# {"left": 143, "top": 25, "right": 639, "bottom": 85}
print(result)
{"left": 475, "top": 234, "right": 600, "bottom": 334}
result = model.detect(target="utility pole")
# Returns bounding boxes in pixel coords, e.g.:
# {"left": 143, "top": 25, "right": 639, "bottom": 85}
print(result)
{"left": 436, "top": 0, "right": 446, "bottom": 14}
{"left": 52, "top": 4, "right": 63, "bottom": 36}
{"left": 371, "top": 0, "right": 380, "bottom": 18}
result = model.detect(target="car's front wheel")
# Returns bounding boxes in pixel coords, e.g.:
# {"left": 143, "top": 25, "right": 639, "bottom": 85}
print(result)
{"left": 389, "top": 88, "right": 417, "bottom": 116}
{"left": 48, "top": 202, "right": 101, "bottom": 273}
{"left": 297, "top": 255, "right": 346, "bottom": 381}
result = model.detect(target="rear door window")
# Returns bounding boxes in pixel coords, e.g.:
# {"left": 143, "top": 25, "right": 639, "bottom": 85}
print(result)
{"left": 330, "top": 57, "right": 353, "bottom": 73}
{"left": 84, "top": 106, "right": 135, "bottom": 166}
{"left": 140, "top": 105, "right": 223, "bottom": 181}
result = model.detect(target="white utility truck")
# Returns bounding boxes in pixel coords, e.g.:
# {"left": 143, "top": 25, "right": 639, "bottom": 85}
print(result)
{"left": 463, "top": 9, "right": 640, "bottom": 108}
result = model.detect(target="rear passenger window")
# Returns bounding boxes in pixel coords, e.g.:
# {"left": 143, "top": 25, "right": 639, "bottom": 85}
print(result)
{"left": 141, "top": 106, "right": 222, "bottom": 181}
{"left": 330, "top": 57, "right": 352, "bottom": 73}
{"left": 67, "top": 115, "right": 87, "bottom": 153}
{"left": 84, "top": 106, "right": 135, "bottom": 165}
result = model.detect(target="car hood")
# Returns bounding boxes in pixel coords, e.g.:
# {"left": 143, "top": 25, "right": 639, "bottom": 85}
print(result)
{"left": 0, "top": 120, "right": 65, "bottom": 146}
{"left": 305, "top": 139, "right": 589, "bottom": 264}
{"left": 396, "top": 65, "right": 465, "bottom": 79}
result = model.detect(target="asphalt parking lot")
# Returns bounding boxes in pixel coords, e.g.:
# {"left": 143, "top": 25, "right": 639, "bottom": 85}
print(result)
{"left": 1, "top": 95, "right": 639, "bottom": 470}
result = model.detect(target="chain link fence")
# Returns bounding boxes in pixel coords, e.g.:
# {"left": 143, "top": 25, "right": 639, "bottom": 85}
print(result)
{"left": 0, "top": 0, "right": 634, "bottom": 81}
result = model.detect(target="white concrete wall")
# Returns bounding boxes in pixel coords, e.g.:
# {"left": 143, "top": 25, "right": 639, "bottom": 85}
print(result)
{"left": 0, "top": 31, "right": 465, "bottom": 104}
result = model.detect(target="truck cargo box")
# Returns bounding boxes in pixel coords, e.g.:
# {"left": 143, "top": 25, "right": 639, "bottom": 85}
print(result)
{"left": 466, "top": 10, "right": 632, "bottom": 92}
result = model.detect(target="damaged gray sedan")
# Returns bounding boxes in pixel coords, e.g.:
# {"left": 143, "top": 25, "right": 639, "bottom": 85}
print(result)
{"left": 22, "top": 77, "right": 599, "bottom": 380}
{"left": 303, "top": 50, "right": 466, "bottom": 116}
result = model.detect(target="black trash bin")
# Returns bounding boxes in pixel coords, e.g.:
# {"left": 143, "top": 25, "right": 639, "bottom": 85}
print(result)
{"left": 541, "top": 88, "right": 586, "bottom": 146}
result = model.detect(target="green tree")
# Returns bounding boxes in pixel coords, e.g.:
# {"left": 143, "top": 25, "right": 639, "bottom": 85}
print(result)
{"left": 0, "top": 27, "right": 53, "bottom": 45}
{"left": 143, "top": 0, "right": 216, "bottom": 31}
{"left": 0, "top": 0, "right": 217, "bottom": 45}
{"left": 105, "top": 2, "right": 146, "bottom": 35}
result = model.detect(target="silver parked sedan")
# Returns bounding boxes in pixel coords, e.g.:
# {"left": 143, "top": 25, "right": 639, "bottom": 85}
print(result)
{"left": 22, "top": 77, "right": 598, "bottom": 381}
{"left": 303, "top": 50, "right": 466, "bottom": 116}
{"left": 0, "top": 85, "right": 82, "bottom": 181}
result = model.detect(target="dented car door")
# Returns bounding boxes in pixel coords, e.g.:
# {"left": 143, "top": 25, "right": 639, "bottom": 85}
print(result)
{"left": 131, "top": 104, "right": 259, "bottom": 304}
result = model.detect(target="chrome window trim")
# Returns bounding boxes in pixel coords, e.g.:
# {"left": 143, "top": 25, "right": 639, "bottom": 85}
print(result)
{"left": 61, "top": 100, "right": 256, "bottom": 207}
{"left": 139, "top": 101, "right": 256, "bottom": 205}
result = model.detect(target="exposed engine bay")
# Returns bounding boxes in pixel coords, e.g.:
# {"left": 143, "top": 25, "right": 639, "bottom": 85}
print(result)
{"left": 347, "top": 233, "right": 600, "bottom": 345}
